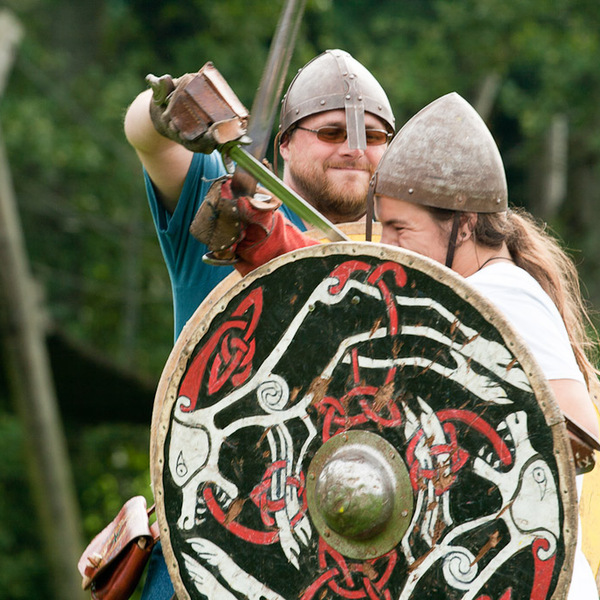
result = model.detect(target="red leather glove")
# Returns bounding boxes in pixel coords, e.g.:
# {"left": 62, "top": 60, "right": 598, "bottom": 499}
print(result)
{"left": 189, "top": 178, "right": 319, "bottom": 274}
{"left": 235, "top": 201, "right": 319, "bottom": 275}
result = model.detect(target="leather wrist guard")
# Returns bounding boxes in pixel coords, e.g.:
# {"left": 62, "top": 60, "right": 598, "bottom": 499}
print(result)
{"left": 566, "top": 415, "right": 600, "bottom": 474}
{"left": 147, "top": 62, "right": 249, "bottom": 154}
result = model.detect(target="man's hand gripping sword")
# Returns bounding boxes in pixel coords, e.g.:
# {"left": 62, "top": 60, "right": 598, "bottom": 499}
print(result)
{"left": 147, "top": 67, "right": 348, "bottom": 266}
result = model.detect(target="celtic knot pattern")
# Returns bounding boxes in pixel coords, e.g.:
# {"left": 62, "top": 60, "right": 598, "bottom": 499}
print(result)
{"left": 301, "top": 539, "right": 397, "bottom": 600}
{"left": 328, "top": 260, "right": 407, "bottom": 337}
{"left": 405, "top": 408, "right": 512, "bottom": 495}
{"left": 406, "top": 420, "right": 469, "bottom": 495}
{"left": 316, "top": 385, "right": 403, "bottom": 442}
{"left": 250, "top": 460, "right": 307, "bottom": 529}
{"left": 178, "top": 287, "right": 263, "bottom": 411}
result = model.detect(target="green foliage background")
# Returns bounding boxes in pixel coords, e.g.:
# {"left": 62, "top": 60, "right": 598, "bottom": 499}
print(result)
{"left": 1, "top": 0, "right": 600, "bottom": 598}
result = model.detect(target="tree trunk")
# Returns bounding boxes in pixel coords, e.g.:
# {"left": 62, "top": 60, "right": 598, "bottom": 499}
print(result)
{"left": 0, "top": 10, "right": 86, "bottom": 599}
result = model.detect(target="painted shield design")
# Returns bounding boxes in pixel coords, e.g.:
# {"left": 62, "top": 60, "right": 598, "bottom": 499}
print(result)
{"left": 151, "top": 242, "right": 576, "bottom": 600}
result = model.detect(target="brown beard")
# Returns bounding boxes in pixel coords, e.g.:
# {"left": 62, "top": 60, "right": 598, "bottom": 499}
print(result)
{"left": 288, "top": 159, "right": 374, "bottom": 223}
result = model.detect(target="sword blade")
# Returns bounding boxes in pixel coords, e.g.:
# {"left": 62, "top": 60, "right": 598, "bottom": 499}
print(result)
{"left": 232, "top": 0, "right": 306, "bottom": 196}
{"left": 246, "top": 0, "right": 307, "bottom": 161}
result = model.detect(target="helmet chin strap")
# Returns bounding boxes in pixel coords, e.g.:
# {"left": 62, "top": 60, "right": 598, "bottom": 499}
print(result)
{"left": 445, "top": 212, "right": 462, "bottom": 269}
{"left": 365, "top": 173, "right": 377, "bottom": 242}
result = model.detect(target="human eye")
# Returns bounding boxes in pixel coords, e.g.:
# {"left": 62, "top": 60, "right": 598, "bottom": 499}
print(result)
{"left": 365, "top": 129, "right": 389, "bottom": 145}
{"left": 317, "top": 126, "right": 346, "bottom": 143}
{"left": 381, "top": 223, "right": 402, "bottom": 245}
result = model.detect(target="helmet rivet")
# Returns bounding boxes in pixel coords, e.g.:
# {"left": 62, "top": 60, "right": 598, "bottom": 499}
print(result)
{"left": 358, "top": 95, "right": 363, "bottom": 101}
{"left": 343, "top": 71, "right": 348, "bottom": 76}
{"left": 346, "top": 94, "right": 351, "bottom": 100}
{"left": 496, "top": 198, "right": 501, "bottom": 204}
{"left": 295, "top": 109, "right": 299, "bottom": 114}
{"left": 320, "top": 100, "right": 326, "bottom": 105}
{"left": 408, "top": 188, "right": 414, "bottom": 194}
{"left": 349, "top": 74, "right": 355, "bottom": 79}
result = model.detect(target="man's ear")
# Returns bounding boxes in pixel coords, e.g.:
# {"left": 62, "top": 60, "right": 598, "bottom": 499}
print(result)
{"left": 279, "top": 134, "right": 290, "bottom": 161}
{"left": 459, "top": 212, "right": 478, "bottom": 241}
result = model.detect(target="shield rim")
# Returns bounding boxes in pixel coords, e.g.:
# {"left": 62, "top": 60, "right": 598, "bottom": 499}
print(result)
{"left": 150, "top": 241, "right": 577, "bottom": 600}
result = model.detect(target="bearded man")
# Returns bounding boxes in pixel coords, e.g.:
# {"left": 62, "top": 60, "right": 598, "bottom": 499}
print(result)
{"left": 124, "top": 49, "right": 394, "bottom": 338}
{"left": 122, "top": 48, "right": 394, "bottom": 600}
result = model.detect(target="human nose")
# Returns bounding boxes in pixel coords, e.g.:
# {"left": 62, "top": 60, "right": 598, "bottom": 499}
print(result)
{"left": 380, "top": 227, "right": 394, "bottom": 246}
{"left": 381, "top": 226, "right": 403, "bottom": 248}
{"left": 338, "top": 139, "right": 365, "bottom": 158}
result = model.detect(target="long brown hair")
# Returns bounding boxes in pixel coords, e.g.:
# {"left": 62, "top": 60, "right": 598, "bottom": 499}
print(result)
{"left": 430, "top": 206, "right": 599, "bottom": 388}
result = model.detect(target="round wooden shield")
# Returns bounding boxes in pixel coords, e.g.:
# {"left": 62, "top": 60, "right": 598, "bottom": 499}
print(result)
{"left": 151, "top": 242, "right": 576, "bottom": 600}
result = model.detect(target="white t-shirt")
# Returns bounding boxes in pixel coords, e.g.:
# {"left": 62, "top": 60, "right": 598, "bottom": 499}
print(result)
{"left": 467, "top": 262, "right": 583, "bottom": 383}
{"left": 468, "top": 262, "right": 597, "bottom": 598}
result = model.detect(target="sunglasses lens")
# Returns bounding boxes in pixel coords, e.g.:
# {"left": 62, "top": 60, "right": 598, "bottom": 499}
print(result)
{"left": 365, "top": 130, "right": 389, "bottom": 145}
{"left": 311, "top": 126, "right": 389, "bottom": 145}
{"left": 316, "top": 127, "right": 347, "bottom": 143}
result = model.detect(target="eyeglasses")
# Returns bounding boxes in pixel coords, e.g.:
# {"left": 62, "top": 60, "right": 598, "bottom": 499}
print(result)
{"left": 295, "top": 125, "right": 392, "bottom": 146}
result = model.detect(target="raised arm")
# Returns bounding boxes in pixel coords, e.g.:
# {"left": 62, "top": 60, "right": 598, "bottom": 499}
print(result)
{"left": 124, "top": 87, "right": 193, "bottom": 214}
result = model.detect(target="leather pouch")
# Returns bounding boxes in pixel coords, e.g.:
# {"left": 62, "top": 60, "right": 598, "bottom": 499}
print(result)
{"left": 78, "top": 496, "right": 159, "bottom": 600}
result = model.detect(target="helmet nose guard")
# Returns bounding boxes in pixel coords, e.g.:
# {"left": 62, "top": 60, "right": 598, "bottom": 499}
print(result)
{"left": 279, "top": 49, "right": 395, "bottom": 151}
{"left": 374, "top": 92, "right": 507, "bottom": 213}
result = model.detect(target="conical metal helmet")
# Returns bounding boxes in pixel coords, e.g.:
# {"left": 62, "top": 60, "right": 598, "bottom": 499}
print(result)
{"left": 374, "top": 92, "right": 507, "bottom": 212}
{"left": 279, "top": 49, "right": 395, "bottom": 150}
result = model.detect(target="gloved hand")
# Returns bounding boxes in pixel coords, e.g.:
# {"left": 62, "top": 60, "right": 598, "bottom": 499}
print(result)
{"left": 146, "top": 63, "right": 249, "bottom": 154}
{"left": 147, "top": 72, "right": 220, "bottom": 154}
{"left": 190, "top": 176, "right": 282, "bottom": 259}
{"left": 189, "top": 177, "right": 319, "bottom": 275}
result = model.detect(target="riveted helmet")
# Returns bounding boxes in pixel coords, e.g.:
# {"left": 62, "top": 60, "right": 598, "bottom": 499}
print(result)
{"left": 279, "top": 49, "right": 395, "bottom": 150}
{"left": 374, "top": 92, "right": 507, "bottom": 213}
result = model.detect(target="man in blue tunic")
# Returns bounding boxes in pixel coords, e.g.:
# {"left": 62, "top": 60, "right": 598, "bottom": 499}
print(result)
{"left": 124, "top": 49, "right": 394, "bottom": 339}
{"left": 123, "top": 49, "right": 395, "bottom": 599}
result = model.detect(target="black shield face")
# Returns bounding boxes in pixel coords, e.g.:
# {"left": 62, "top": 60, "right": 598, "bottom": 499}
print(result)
{"left": 151, "top": 242, "right": 576, "bottom": 600}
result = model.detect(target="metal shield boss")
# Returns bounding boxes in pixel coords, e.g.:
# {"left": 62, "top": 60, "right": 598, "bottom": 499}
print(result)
{"left": 374, "top": 93, "right": 508, "bottom": 213}
{"left": 279, "top": 49, "right": 395, "bottom": 150}
{"left": 151, "top": 242, "right": 576, "bottom": 600}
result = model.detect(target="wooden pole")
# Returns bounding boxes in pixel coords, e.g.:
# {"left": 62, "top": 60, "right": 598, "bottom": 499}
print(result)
{"left": 542, "top": 113, "right": 569, "bottom": 220}
{"left": 0, "top": 10, "right": 87, "bottom": 599}
{"left": 474, "top": 72, "right": 501, "bottom": 123}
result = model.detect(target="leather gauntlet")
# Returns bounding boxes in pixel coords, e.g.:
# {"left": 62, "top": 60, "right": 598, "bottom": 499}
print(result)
{"left": 189, "top": 178, "right": 318, "bottom": 275}
{"left": 190, "top": 177, "right": 282, "bottom": 263}
{"left": 147, "top": 62, "right": 249, "bottom": 153}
